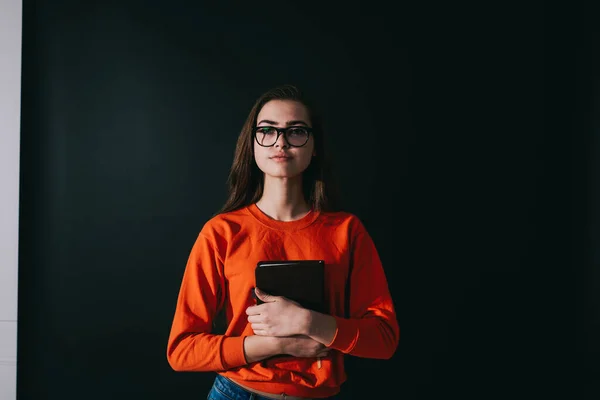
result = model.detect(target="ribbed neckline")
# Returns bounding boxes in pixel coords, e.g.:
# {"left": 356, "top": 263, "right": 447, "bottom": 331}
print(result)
{"left": 246, "top": 203, "right": 321, "bottom": 231}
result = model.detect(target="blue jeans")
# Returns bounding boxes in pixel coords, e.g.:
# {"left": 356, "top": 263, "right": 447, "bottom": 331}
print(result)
{"left": 207, "top": 374, "right": 340, "bottom": 400}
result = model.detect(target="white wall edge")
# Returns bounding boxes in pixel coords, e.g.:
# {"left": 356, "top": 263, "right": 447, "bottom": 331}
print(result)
{"left": 0, "top": 358, "right": 17, "bottom": 367}
{"left": 0, "top": 0, "right": 23, "bottom": 398}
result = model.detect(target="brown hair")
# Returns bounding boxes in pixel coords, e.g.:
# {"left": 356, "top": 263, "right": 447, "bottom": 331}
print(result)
{"left": 217, "top": 84, "right": 339, "bottom": 214}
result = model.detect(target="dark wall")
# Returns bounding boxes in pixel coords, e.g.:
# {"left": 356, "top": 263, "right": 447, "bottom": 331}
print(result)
{"left": 17, "top": 1, "right": 595, "bottom": 399}
{"left": 586, "top": 5, "right": 600, "bottom": 398}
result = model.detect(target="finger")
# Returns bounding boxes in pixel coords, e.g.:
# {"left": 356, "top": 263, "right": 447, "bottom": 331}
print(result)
{"left": 245, "top": 305, "right": 263, "bottom": 316}
{"left": 251, "top": 323, "right": 269, "bottom": 332}
{"left": 247, "top": 315, "right": 263, "bottom": 324}
{"left": 253, "top": 329, "right": 268, "bottom": 336}
{"left": 254, "top": 287, "right": 279, "bottom": 303}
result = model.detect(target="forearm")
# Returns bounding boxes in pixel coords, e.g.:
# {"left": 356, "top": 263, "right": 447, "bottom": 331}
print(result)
{"left": 305, "top": 310, "right": 338, "bottom": 346}
{"left": 326, "top": 315, "right": 399, "bottom": 359}
{"left": 169, "top": 333, "right": 283, "bottom": 371}
{"left": 303, "top": 309, "right": 398, "bottom": 359}
{"left": 298, "top": 305, "right": 399, "bottom": 359}
{"left": 167, "top": 333, "right": 248, "bottom": 371}
{"left": 243, "top": 335, "right": 282, "bottom": 363}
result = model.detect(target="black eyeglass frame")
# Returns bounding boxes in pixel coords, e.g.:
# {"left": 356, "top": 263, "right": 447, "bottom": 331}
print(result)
{"left": 253, "top": 126, "right": 313, "bottom": 148}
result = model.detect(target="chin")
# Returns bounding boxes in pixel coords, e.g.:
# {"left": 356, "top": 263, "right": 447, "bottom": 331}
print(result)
{"left": 264, "top": 168, "right": 303, "bottom": 180}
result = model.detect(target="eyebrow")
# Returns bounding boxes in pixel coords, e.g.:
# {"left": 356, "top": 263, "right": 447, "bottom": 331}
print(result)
{"left": 256, "top": 119, "right": 310, "bottom": 127}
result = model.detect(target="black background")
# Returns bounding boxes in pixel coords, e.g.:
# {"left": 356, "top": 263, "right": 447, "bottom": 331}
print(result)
{"left": 17, "top": 1, "right": 598, "bottom": 399}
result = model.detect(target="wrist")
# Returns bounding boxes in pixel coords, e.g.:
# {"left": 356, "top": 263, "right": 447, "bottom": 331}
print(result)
{"left": 303, "top": 308, "right": 315, "bottom": 336}
{"left": 306, "top": 312, "right": 337, "bottom": 345}
{"left": 244, "top": 335, "right": 283, "bottom": 364}
{"left": 270, "top": 336, "right": 285, "bottom": 355}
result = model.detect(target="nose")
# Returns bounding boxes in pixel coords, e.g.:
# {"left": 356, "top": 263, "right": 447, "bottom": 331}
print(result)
{"left": 274, "top": 132, "right": 288, "bottom": 149}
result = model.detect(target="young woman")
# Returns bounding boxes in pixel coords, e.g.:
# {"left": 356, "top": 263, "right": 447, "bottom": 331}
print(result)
{"left": 166, "top": 84, "right": 399, "bottom": 400}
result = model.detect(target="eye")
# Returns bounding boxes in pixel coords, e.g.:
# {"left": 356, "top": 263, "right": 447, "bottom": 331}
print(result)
{"left": 287, "top": 127, "right": 308, "bottom": 136}
{"left": 257, "top": 127, "right": 276, "bottom": 135}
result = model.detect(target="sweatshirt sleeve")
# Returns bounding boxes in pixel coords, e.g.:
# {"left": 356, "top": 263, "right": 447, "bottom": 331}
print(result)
{"left": 326, "top": 219, "right": 400, "bottom": 359}
{"left": 166, "top": 231, "right": 248, "bottom": 371}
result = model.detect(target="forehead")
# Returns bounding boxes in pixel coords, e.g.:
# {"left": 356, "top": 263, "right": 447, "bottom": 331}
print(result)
{"left": 257, "top": 100, "right": 310, "bottom": 123}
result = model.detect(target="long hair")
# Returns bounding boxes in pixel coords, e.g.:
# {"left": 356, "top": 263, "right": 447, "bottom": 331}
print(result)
{"left": 217, "top": 84, "right": 339, "bottom": 214}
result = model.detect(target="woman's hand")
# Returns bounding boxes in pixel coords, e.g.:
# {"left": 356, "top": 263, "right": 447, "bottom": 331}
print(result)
{"left": 246, "top": 288, "right": 311, "bottom": 337}
{"left": 278, "top": 335, "right": 330, "bottom": 358}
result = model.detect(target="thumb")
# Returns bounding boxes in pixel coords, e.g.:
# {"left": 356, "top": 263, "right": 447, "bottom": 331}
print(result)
{"left": 255, "top": 287, "right": 277, "bottom": 302}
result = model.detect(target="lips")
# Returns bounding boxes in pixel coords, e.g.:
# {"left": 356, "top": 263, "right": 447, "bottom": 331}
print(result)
{"left": 270, "top": 155, "right": 291, "bottom": 160}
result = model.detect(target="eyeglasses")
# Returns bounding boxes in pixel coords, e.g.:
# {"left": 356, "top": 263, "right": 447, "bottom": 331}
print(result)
{"left": 253, "top": 126, "right": 313, "bottom": 147}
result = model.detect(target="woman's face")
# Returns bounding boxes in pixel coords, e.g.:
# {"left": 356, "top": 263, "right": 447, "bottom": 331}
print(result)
{"left": 253, "top": 100, "right": 315, "bottom": 180}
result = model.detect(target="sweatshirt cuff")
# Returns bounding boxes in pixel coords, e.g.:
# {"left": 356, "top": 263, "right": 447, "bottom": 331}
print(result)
{"left": 220, "top": 336, "right": 248, "bottom": 369}
{"left": 326, "top": 316, "right": 360, "bottom": 353}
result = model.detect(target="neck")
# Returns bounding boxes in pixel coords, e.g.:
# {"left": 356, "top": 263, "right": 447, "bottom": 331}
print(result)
{"left": 256, "top": 175, "right": 310, "bottom": 221}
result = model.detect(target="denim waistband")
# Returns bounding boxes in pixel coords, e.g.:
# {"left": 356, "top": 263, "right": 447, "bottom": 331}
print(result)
{"left": 209, "top": 374, "right": 329, "bottom": 400}
{"left": 210, "top": 374, "right": 273, "bottom": 400}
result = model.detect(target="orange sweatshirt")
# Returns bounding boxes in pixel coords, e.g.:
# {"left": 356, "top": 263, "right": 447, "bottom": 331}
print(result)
{"left": 166, "top": 204, "right": 399, "bottom": 398}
